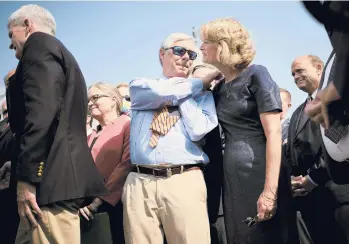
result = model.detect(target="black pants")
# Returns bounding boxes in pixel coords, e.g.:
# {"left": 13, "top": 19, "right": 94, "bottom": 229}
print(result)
{"left": 100, "top": 201, "right": 125, "bottom": 244}
{"left": 108, "top": 202, "right": 125, "bottom": 244}
{"left": 295, "top": 186, "right": 347, "bottom": 244}
{"left": 0, "top": 188, "right": 19, "bottom": 244}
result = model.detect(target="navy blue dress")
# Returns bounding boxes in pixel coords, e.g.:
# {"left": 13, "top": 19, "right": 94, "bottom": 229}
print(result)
{"left": 214, "top": 64, "right": 298, "bottom": 244}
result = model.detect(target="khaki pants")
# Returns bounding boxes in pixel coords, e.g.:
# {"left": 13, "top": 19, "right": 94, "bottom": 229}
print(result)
{"left": 122, "top": 170, "right": 210, "bottom": 244}
{"left": 15, "top": 200, "right": 80, "bottom": 244}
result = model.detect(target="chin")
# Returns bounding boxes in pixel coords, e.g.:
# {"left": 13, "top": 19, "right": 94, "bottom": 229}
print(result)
{"left": 203, "top": 58, "right": 212, "bottom": 65}
{"left": 174, "top": 69, "right": 188, "bottom": 77}
{"left": 15, "top": 53, "right": 21, "bottom": 60}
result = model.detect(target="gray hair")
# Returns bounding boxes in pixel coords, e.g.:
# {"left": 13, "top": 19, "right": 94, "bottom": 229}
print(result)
{"left": 159, "top": 33, "right": 195, "bottom": 66}
{"left": 8, "top": 4, "right": 56, "bottom": 36}
{"left": 161, "top": 32, "right": 194, "bottom": 49}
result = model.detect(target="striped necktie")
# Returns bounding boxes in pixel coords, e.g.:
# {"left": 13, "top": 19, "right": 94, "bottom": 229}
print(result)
{"left": 149, "top": 106, "right": 180, "bottom": 148}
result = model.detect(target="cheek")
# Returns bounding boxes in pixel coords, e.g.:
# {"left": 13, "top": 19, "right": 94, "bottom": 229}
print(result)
{"left": 172, "top": 55, "right": 182, "bottom": 64}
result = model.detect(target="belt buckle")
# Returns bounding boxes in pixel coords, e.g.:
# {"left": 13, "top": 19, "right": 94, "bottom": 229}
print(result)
{"left": 166, "top": 168, "right": 172, "bottom": 178}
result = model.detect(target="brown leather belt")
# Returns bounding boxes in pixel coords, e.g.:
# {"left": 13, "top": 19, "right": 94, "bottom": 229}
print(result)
{"left": 133, "top": 164, "right": 202, "bottom": 178}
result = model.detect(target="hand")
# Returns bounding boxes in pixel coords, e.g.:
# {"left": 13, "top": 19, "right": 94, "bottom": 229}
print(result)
{"left": 299, "top": 175, "right": 317, "bottom": 193}
{"left": 202, "top": 70, "right": 223, "bottom": 90}
{"left": 79, "top": 206, "right": 95, "bottom": 221}
{"left": 0, "top": 161, "right": 11, "bottom": 190}
{"left": 291, "top": 175, "right": 308, "bottom": 197}
{"left": 79, "top": 198, "right": 102, "bottom": 221}
{"left": 305, "top": 83, "right": 340, "bottom": 129}
{"left": 257, "top": 188, "right": 277, "bottom": 222}
{"left": 17, "top": 181, "right": 43, "bottom": 230}
{"left": 291, "top": 175, "right": 317, "bottom": 197}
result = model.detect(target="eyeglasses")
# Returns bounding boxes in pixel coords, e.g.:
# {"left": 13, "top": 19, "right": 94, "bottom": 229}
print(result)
{"left": 241, "top": 215, "right": 259, "bottom": 227}
{"left": 124, "top": 95, "right": 131, "bottom": 102}
{"left": 88, "top": 94, "right": 109, "bottom": 104}
{"left": 165, "top": 46, "right": 198, "bottom": 60}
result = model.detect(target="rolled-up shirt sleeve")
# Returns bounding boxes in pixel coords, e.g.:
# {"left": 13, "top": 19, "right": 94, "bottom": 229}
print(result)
{"left": 129, "top": 77, "right": 203, "bottom": 110}
{"left": 179, "top": 91, "right": 218, "bottom": 141}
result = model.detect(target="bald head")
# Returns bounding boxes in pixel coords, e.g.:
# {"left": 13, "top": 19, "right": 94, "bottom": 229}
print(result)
{"left": 291, "top": 55, "right": 323, "bottom": 94}
{"left": 4, "top": 69, "right": 16, "bottom": 88}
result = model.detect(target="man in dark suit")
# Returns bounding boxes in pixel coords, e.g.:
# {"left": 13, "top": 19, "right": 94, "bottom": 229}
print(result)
{"left": 302, "top": 1, "right": 349, "bottom": 185}
{"left": 7, "top": 4, "right": 107, "bottom": 243}
{"left": 286, "top": 55, "right": 347, "bottom": 244}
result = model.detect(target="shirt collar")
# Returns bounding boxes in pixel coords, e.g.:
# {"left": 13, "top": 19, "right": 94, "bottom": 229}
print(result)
{"left": 308, "top": 89, "right": 318, "bottom": 101}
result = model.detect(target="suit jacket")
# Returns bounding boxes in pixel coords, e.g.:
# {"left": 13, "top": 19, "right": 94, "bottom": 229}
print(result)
{"left": 8, "top": 32, "right": 107, "bottom": 206}
{"left": 0, "top": 118, "right": 13, "bottom": 169}
{"left": 285, "top": 101, "right": 330, "bottom": 185}
{"left": 282, "top": 118, "right": 290, "bottom": 143}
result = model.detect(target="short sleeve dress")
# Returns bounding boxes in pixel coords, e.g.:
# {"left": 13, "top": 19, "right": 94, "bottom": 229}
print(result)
{"left": 214, "top": 64, "right": 298, "bottom": 244}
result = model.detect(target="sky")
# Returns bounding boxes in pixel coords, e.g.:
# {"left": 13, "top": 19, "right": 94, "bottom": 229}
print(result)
{"left": 0, "top": 1, "right": 332, "bottom": 115}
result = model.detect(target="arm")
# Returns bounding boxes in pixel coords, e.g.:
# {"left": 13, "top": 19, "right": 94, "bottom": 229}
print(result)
{"left": 179, "top": 92, "right": 218, "bottom": 141}
{"left": 99, "top": 119, "right": 132, "bottom": 206}
{"left": 17, "top": 37, "right": 64, "bottom": 184}
{"left": 260, "top": 113, "right": 282, "bottom": 191}
{"left": 250, "top": 65, "right": 283, "bottom": 193}
{"left": 308, "top": 163, "right": 331, "bottom": 186}
{"left": 129, "top": 77, "right": 203, "bottom": 110}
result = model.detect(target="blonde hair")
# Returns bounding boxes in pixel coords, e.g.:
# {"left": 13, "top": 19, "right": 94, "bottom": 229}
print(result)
{"left": 116, "top": 83, "right": 129, "bottom": 89}
{"left": 279, "top": 88, "right": 291, "bottom": 101}
{"left": 201, "top": 17, "right": 256, "bottom": 70}
{"left": 88, "top": 82, "right": 123, "bottom": 116}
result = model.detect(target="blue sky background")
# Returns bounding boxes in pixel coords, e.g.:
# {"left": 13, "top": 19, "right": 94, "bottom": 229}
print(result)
{"left": 0, "top": 1, "right": 332, "bottom": 115}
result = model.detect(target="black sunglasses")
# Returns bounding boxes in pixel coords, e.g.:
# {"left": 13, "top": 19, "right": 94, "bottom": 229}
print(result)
{"left": 242, "top": 215, "right": 259, "bottom": 227}
{"left": 165, "top": 46, "right": 198, "bottom": 60}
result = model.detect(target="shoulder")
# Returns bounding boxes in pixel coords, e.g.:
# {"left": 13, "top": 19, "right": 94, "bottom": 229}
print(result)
{"left": 248, "top": 64, "right": 278, "bottom": 90}
{"left": 290, "top": 104, "right": 304, "bottom": 120}
{"left": 22, "top": 32, "right": 62, "bottom": 60}
{"left": 118, "top": 115, "right": 131, "bottom": 129}
{"left": 295, "top": 102, "right": 305, "bottom": 112}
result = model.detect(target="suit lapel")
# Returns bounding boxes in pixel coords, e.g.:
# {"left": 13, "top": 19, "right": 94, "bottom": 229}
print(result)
{"left": 294, "top": 101, "right": 309, "bottom": 139}
{"left": 0, "top": 125, "right": 10, "bottom": 141}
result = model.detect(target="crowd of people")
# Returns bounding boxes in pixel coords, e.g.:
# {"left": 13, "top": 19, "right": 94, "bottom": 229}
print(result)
{"left": 1, "top": 2, "right": 349, "bottom": 244}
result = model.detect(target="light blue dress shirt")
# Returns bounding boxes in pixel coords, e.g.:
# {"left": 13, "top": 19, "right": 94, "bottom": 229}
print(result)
{"left": 129, "top": 77, "right": 218, "bottom": 166}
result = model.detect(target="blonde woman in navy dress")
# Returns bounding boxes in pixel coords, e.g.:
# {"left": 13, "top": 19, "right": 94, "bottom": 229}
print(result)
{"left": 200, "top": 18, "right": 298, "bottom": 244}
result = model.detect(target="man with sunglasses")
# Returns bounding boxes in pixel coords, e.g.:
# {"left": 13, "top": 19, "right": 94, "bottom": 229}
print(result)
{"left": 125, "top": 33, "right": 220, "bottom": 244}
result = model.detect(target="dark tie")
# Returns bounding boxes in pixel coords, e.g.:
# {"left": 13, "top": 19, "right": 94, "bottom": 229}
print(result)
{"left": 323, "top": 57, "right": 349, "bottom": 143}
{"left": 149, "top": 106, "right": 180, "bottom": 148}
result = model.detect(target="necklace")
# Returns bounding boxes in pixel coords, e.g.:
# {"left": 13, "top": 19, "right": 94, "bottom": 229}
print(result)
{"left": 223, "top": 70, "right": 242, "bottom": 98}
{"left": 224, "top": 81, "right": 234, "bottom": 98}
